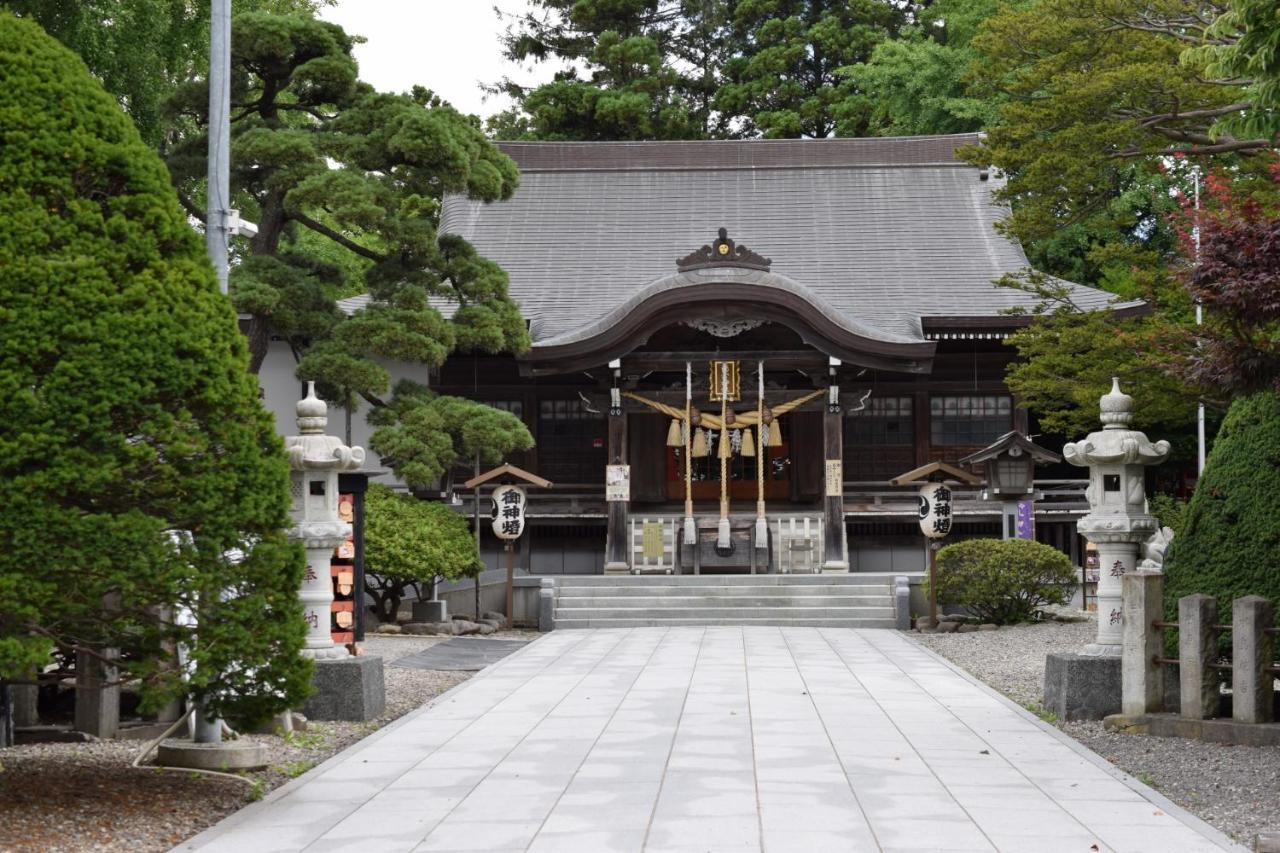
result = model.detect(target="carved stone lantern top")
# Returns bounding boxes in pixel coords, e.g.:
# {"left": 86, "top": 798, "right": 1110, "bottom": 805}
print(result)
{"left": 285, "top": 382, "right": 366, "bottom": 473}
{"left": 1063, "top": 378, "right": 1171, "bottom": 468}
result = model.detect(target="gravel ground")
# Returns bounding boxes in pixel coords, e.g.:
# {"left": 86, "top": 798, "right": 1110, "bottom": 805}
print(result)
{"left": 0, "top": 631, "right": 538, "bottom": 853}
{"left": 913, "top": 618, "right": 1280, "bottom": 845}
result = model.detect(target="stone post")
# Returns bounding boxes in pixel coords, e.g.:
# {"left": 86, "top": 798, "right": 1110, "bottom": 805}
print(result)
{"left": 1063, "top": 379, "right": 1170, "bottom": 655}
{"left": 1232, "top": 596, "right": 1275, "bottom": 724}
{"left": 893, "top": 576, "right": 911, "bottom": 631}
{"left": 12, "top": 682, "right": 37, "bottom": 728}
{"left": 1178, "top": 594, "right": 1220, "bottom": 720}
{"left": 539, "top": 577, "right": 556, "bottom": 633}
{"left": 285, "top": 383, "right": 365, "bottom": 660}
{"left": 1121, "top": 572, "right": 1164, "bottom": 715}
{"left": 74, "top": 647, "right": 120, "bottom": 738}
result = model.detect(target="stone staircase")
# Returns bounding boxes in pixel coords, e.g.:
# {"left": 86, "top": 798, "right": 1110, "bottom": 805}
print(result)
{"left": 551, "top": 574, "right": 900, "bottom": 629}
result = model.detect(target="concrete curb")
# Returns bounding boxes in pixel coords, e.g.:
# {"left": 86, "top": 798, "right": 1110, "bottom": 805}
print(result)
{"left": 902, "top": 633, "right": 1249, "bottom": 852}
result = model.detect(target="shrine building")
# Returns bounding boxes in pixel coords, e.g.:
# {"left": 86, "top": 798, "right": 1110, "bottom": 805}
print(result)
{"left": 260, "top": 132, "right": 1140, "bottom": 581}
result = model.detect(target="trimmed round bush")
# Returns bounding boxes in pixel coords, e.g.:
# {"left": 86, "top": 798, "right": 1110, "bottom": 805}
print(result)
{"left": 1164, "top": 391, "right": 1280, "bottom": 621}
{"left": 930, "top": 538, "right": 1077, "bottom": 624}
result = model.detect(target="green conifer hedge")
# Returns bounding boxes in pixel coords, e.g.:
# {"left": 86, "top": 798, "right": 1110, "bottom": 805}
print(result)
{"left": 1163, "top": 392, "right": 1280, "bottom": 621}
{"left": 0, "top": 13, "right": 311, "bottom": 721}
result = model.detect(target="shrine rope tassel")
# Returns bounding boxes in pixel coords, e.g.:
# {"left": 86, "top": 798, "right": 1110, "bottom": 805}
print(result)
{"left": 755, "top": 361, "right": 767, "bottom": 550}
{"left": 718, "top": 361, "right": 731, "bottom": 550}
{"left": 683, "top": 361, "right": 695, "bottom": 547}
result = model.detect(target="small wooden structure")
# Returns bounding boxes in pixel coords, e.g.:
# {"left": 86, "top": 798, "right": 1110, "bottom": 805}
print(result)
{"left": 464, "top": 464, "right": 552, "bottom": 621}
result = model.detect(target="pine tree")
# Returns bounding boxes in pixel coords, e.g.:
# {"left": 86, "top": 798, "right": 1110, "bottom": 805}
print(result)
{"left": 0, "top": 13, "right": 311, "bottom": 721}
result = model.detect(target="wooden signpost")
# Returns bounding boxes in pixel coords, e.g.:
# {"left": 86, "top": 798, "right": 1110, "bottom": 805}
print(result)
{"left": 463, "top": 463, "right": 552, "bottom": 623}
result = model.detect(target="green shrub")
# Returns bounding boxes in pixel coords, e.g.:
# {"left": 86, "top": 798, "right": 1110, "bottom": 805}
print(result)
{"left": 1149, "top": 493, "right": 1189, "bottom": 539}
{"left": 930, "top": 538, "right": 1077, "bottom": 624}
{"left": 0, "top": 13, "right": 309, "bottom": 721}
{"left": 1164, "top": 392, "right": 1280, "bottom": 623}
{"left": 363, "top": 485, "right": 483, "bottom": 622}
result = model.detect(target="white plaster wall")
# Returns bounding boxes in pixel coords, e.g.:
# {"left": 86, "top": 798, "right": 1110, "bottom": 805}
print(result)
{"left": 257, "top": 338, "right": 427, "bottom": 490}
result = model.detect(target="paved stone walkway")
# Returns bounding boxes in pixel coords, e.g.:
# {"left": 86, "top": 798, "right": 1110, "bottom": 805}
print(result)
{"left": 180, "top": 628, "right": 1242, "bottom": 853}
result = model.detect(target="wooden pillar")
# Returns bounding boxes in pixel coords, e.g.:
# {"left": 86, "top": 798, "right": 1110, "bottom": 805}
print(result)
{"left": 822, "top": 388, "right": 848, "bottom": 572}
{"left": 913, "top": 390, "right": 930, "bottom": 467}
{"left": 604, "top": 409, "right": 629, "bottom": 574}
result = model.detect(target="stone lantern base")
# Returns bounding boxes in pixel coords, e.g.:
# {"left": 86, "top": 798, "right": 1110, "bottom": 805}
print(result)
{"left": 1043, "top": 652, "right": 1121, "bottom": 721}
{"left": 303, "top": 655, "right": 386, "bottom": 722}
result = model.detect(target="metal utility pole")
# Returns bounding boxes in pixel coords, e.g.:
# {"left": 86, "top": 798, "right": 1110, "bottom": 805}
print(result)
{"left": 207, "top": 0, "right": 231, "bottom": 296}
{"left": 1194, "top": 167, "right": 1205, "bottom": 476}
{"left": 194, "top": 0, "right": 232, "bottom": 747}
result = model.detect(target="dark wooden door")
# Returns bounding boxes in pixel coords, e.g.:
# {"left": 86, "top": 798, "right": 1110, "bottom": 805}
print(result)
{"left": 629, "top": 413, "right": 668, "bottom": 503}
{"left": 789, "top": 412, "right": 822, "bottom": 502}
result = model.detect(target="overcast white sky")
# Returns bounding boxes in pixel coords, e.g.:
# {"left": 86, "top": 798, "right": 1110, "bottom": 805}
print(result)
{"left": 319, "top": 0, "right": 557, "bottom": 119}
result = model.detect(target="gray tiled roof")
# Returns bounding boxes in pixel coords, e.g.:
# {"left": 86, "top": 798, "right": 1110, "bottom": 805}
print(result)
{"left": 429, "top": 134, "right": 1130, "bottom": 346}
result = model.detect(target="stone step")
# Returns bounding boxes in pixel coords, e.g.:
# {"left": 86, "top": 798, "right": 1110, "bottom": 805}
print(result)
{"left": 555, "top": 584, "right": 890, "bottom": 597}
{"left": 553, "top": 617, "right": 898, "bottom": 629}
{"left": 550, "top": 574, "right": 906, "bottom": 585}
{"left": 555, "top": 595, "right": 892, "bottom": 608}
{"left": 555, "top": 606, "right": 894, "bottom": 620}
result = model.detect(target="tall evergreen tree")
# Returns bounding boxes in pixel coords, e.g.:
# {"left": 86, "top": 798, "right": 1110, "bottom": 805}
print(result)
{"left": 2, "top": 0, "right": 328, "bottom": 146}
{"left": 716, "top": 0, "right": 907, "bottom": 138}
{"left": 490, "top": 0, "right": 721, "bottom": 140}
{"left": 0, "top": 13, "right": 310, "bottom": 721}
{"left": 165, "top": 13, "right": 533, "bottom": 488}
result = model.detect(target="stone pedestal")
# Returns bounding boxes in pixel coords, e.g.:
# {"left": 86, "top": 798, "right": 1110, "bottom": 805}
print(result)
{"left": 304, "top": 655, "right": 385, "bottom": 722}
{"left": 1044, "top": 653, "right": 1121, "bottom": 721}
{"left": 412, "top": 599, "right": 447, "bottom": 623}
{"left": 157, "top": 739, "right": 268, "bottom": 771}
{"left": 74, "top": 647, "right": 120, "bottom": 738}
{"left": 12, "top": 683, "right": 38, "bottom": 727}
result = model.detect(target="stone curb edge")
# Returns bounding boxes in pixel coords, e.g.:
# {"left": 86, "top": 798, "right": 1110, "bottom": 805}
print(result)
{"left": 901, "top": 633, "right": 1249, "bottom": 853}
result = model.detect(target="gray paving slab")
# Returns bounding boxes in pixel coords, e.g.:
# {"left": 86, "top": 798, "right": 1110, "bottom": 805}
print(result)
{"left": 390, "top": 638, "right": 530, "bottom": 671}
{"left": 177, "top": 628, "right": 1246, "bottom": 853}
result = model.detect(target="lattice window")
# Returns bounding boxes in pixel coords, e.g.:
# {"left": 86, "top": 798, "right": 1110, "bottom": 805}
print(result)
{"left": 929, "top": 395, "right": 1012, "bottom": 446}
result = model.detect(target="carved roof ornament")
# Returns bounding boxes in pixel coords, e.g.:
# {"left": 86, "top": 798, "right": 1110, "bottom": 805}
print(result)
{"left": 676, "top": 228, "right": 771, "bottom": 272}
{"left": 682, "top": 317, "right": 765, "bottom": 338}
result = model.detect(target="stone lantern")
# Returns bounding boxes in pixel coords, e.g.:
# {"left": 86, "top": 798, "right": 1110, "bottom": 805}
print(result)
{"left": 284, "top": 382, "right": 366, "bottom": 660}
{"left": 960, "top": 431, "right": 1061, "bottom": 540}
{"left": 1063, "top": 378, "right": 1170, "bottom": 655}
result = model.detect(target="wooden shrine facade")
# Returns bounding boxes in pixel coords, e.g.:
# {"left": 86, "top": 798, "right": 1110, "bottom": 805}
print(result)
{"left": 298, "top": 134, "right": 1144, "bottom": 575}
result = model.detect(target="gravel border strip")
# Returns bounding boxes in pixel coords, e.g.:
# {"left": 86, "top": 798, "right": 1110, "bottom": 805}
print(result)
{"left": 901, "top": 633, "right": 1248, "bottom": 852}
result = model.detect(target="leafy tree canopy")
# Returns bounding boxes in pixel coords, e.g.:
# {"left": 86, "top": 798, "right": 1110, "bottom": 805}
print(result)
{"left": 163, "top": 12, "right": 530, "bottom": 488}
{"left": 0, "top": 12, "right": 309, "bottom": 721}
{"left": 367, "top": 382, "right": 534, "bottom": 491}
{"left": 362, "top": 484, "right": 482, "bottom": 622}
{"left": 717, "top": 0, "right": 908, "bottom": 138}
{"left": 490, "top": 0, "right": 731, "bottom": 140}
{"left": 2, "top": 0, "right": 329, "bottom": 146}
{"left": 966, "top": 0, "right": 1275, "bottom": 251}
